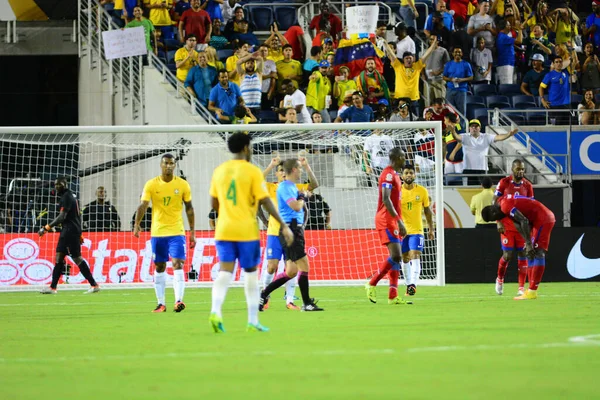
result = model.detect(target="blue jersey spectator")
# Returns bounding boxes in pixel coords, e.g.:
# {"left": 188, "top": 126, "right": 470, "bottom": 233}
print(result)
{"left": 185, "top": 53, "right": 217, "bottom": 106}
{"left": 495, "top": 19, "right": 523, "bottom": 85}
{"left": 208, "top": 70, "right": 244, "bottom": 122}
{"left": 584, "top": 5, "right": 600, "bottom": 49}
{"left": 334, "top": 91, "right": 374, "bottom": 124}
{"left": 540, "top": 56, "right": 571, "bottom": 124}
{"left": 277, "top": 180, "right": 303, "bottom": 225}
{"left": 442, "top": 48, "right": 473, "bottom": 118}
{"left": 202, "top": 0, "right": 222, "bottom": 22}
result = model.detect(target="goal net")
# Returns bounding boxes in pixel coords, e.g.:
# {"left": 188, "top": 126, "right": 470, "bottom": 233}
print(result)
{"left": 0, "top": 122, "right": 444, "bottom": 291}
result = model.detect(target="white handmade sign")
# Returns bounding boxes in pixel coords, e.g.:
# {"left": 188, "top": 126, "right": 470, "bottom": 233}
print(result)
{"left": 102, "top": 26, "right": 147, "bottom": 60}
{"left": 346, "top": 5, "right": 379, "bottom": 35}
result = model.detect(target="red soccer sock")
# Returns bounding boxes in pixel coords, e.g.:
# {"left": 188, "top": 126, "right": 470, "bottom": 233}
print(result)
{"left": 369, "top": 259, "right": 393, "bottom": 286}
{"left": 388, "top": 269, "right": 399, "bottom": 299}
{"left": 497, "top": 257, "right": 509, "bottom": 281}
{"left": 529, "top": 263, "right": 545, "bottom": 291}
{"left": 517, "top": 257, "right": 528, "bottom": 288}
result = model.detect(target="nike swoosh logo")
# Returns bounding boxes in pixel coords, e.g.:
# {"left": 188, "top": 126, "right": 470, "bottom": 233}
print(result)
{"left": 567, "top": 234, "right": 600, "bottom": 279}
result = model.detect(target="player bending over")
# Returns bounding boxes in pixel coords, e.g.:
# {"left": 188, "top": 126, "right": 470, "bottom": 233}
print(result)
{"left": 261, "top": 155, "right": 319, "bottom": 310}
{"left": 134, "top": 153, "right": 196, "bottom": 313}
{"left": 365, "top": 148, "right": 413, "bottom": 305}
{"left": 39, "top": 177, "right": 100, "bottom": 294}
{"left": 482, "top": 194, "right": 555, "bottom": 300}
{"left": 209, "top": 133, "right": 293, "bottom": 332}
{"left": 493, "top": 159, "right": 533, "bottom": 295}
{"left": 259, "top": 158, "right": 324, "bottom": 312}
{"left": 399, "top": 165, "right": 435, "bottom": 296}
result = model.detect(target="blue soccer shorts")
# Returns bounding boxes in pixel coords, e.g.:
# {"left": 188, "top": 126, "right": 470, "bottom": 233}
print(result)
{"left": 151, "top": 235, "right": 186, "bottom": 262}
{"left": 266, "top": 234, "right": 285, "bottom": 260}
{"left": 215, "top": 240, "right": 261, "bottom": 270}
{"left": 402, "top": 234, "right": 424, "bottom": 254}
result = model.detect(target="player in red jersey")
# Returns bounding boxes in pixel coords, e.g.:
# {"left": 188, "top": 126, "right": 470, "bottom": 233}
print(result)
{"left": 482, "top": 195, "right": 556, "bottom": 300}
{"left": 492, "top": 159, "right": 534, "bottom": 296}
{"left": 364, "top": 148, "right": 412, "bottom": 305}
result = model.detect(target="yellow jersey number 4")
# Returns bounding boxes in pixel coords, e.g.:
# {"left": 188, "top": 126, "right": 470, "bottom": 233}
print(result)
{"left": 226, "top": 180, "right": 237, "bottom": 205}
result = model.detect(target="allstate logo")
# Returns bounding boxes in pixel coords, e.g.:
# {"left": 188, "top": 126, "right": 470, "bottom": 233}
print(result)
{"left": 307, "top": 246, "right": 318, "bottom": 257}
{"left": 4, "top": 238, "right": 39, "bottom": 263}
{"left": 0, "top": 260, "right": 21, "bottom": 286}
{"left": 0, "top": 238, "right": 53, "bottom": 285}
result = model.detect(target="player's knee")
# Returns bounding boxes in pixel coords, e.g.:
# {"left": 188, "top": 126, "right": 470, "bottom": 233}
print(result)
{"left": 72, "top": 256, "right": 84, "bottom": 265}
{"left": 535, "top": 249, "right": 546, "bottom": 258}
{"left": 402, "top": 255, "right": 410, "bottom": 263}
{"left": 409, "top": 251, "right": 420, "bottom": 260}
{"left": 391, "top": 255, "right": 402, "bottom": 264}
{"left": 245, "top": 266, "right": 258, "bottom": 273}
{"left": 502, "top": 251, "right": 513, "bottom": 261}
{"left": 154, "top": 263, "right": 167, "bottom": 273}
{"left": 266, "top": 261, "right": 278, "bottom": 274}
{"left": 171, "top": 259, "right": 184, "bottom": 270}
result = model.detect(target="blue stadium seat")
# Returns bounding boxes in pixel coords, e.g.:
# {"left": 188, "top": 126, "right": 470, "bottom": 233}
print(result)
{"left": 166, "top": 50, "right": 177, "bottom": 64}
{"left": 509, "top": 115, "right": 526, "bottom": 126}
{"left": 466, "top": 95, "right": 486, "bottom": 106}
{"left": 164, "top": 38, "right": 181, "bottom": 50}
{"left": 473, "top": 108, "right": 490, "bottom": 121}
{"left": 467, "top": 103, "right": 486, "bottom": 120}
{"left": 260, "top": 110, "right": 279, "bottom": 123}
{"left": 511, "top": 94, "right": 535, "bottom": 107}
{"left": 217, "top": 48, "right": 233, "bottom": 62}
{"left": 514, "top": 102, "right": 538, "bottom": 110}
{"left": 497, "top": 84, "right": 522, "bottom": 96}
{"left": 526, "top": 112, "right": 548, "bottom": 125}
{"left": 275, "top": 6, "right": 298, "bottom": 31}
{"left": 329, "top": 109, "right": 338, "bottom": 121}
{"left": 473, "top": 83, "right": 497, "bottom": 96}
{"left": 571, "top": 94, "right": 583, "bottom": 108}
{"left": 157, "top": 50, "right": 167, "bottom": 64}
{"left": 246, "top": 6, "right": 274, "bottom": 31}
{"left": 486, "top": 95, "right": 511, "bottom": 109}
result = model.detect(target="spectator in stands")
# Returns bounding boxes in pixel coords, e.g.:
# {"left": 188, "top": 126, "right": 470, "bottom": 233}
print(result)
{"left": 492, "top": 0, "right": 522, "bottom": 30}
{"left": 224, "top": 6, "right": 255, "bottom": 40}
{"left": 523, "top": 1, "right": 555, "bottom": 35}
{"left": 309, "top": 1, "right": 343, "bottom": 42}
{"left": 424, "top": 35, "right": 450, "bottom": 100}
{"left": 356, "top": 57, "right": 391, "bottom": 107}
{"left": 337, "top": 90, "right": 355, "bottom": 120}
{"left": 172, "top": 0, "right": 191, "bottom": 26}
{"left": 125, "top": 7, "right": 157, "bottom": 56}
{"left": 375, "top": 21, "right": 388, "bottom": 53}
{"left": 523, "top": 24, "right": 553, "bottom": 62}
{"left": 265, "top": 23, "right": 289, "bottom": 63}
{"left": 283, "top": 23, "right": 306, "bottom": 62}
{"left": 364, "top": 125, "right": 394, "bottom": 180}
{"left": 387, "top": 38, "right": 437, "bottom": 116}
{"left": 258, "top": 43, "right": 277, "bottom": 110}
{"left": 521, "top": 53, "right": 548, "bottom": 96}
{"left": 471, "top": 177, "right": 496, "bottom": 228}
{"left": 578, "top": 89, "right": 599, "bottom": 125}
{"left": 550, "top": 7, "right": 579, "bottom": 46}
{"left": 450, "top": 16, "right": 472, "bottom": 62}
{"left": 232, "top": 105, "right": 257, "bottom": 125}
{"left": 276, "top": 44, "right": 303, "bottom": 93}
{"left": 306, "top": 60, "right": 332, "bottom": 123}
{"left": 208, "top": 69, "right": 244, "bottom": 123}
{"left": 451, "top": 120, "right": 517, "bottom": 185}
{"left": 200, "top": 0, "right": 222, "bottom": 22}
{"left": 334, "top": 91, "right": 374, "bottom": 124}
{"left": 231, "top": 19, "right": 259, "bottom": 48}
{"left": 389, "top": 99, "right": 416, "bottom": 122}
{"left": 225, "top": 40, "right": 248, "bottom": 85}
{"left": 205, "top": 45, "right": 224, "bottom": 71}
{"left": 395, "top": 22, "right": 416, "bottom": 60}
{"left": 442, "top": 113, "right": 464, "bottom": 184}
{"left": 304, "top": 46, "right": 322, "bottom": 79}
{"left": 471, "top": 36, "right": 493, "bottom": 83}
{"left": 468, "top": 1, "right": 497, "bottom": 50}
{"left": 540, "top": 56, "right": 571, "bottom": 126}
{"left": 312, "top": 19, "right": 334, "bottom": 48}
{"left": 413, "top": 126, "right": 436, "bottom": 187}
{"left": 185, "top": 51, "right": 217, "bottom": 106}
{"left": 424, "top": 0, "right": 454, "bottom": 37}
{"left": 103, "top": 0, "right": 125, "bottom": 28}
{"left": 144, "top": 0, "right": 174, "bottom": 38}
{"left": 82, "top": 186, "right": 121, "bottom": 232}
{"left": 220, "top": 0, "right": 239, "bottom": 24}
{"left": 443, "top": 47, "right": 474, "bottom": 119}
{"left": 305, "top": 191, "right": 332, "bottom": 230}
{"left": 208, "top": 18, "right": 228, "bottom": 49}
{"left": 581, "top": 42, "right": 600, "bottom": 94}
{"left": 275, "top": 79, "right": 312, "bottom": 124}
{"left": 496, "top": 19, "right": 523, "bottom": 84}
{"left": 429, "top": 11, "right": 452, "bottom": 50}
{"left": 399, "top": 0, "right": 419, "bottom": 30}
{"left": 333, "top": 66, "right": 358, "bottom": 107}
{"left": 283, "top": 107, "right": 298, "bottom": 124}
{"left": 583, "top": 2, "right": 600, "bottom": 51}
{"left": 448, "top": 0, "right": 478, "bottom": 22}
{"left": 424, "top": 97, "right": 459, "bottom": 131}
{"left": 174, "top": 34, "right": 199, "bottom": 82}
{"left": 179, "top": 0, "right": 212, "bottom": 45}
{"left": 554, "top": 44, "right": 579, "bottom": 81}
{"left": 236, "top": 51, "right": 263, "bottom": 113}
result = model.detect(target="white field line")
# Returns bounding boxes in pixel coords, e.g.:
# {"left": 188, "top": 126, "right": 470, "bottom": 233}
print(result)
{"left": 1, "top": 337, "right": 598, "bottom": 364}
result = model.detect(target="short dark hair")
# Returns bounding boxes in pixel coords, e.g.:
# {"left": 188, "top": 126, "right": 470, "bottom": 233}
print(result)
{"left": 481, "top": 176, "right": 493, "bottom": 189}
{"left": 512, "top": 158, "right": 525, "bottom": 167}
{"left": 403, "top": 164, "right": 416, "bottom": 173}
{"left": 389, "top": 147, "right": 405, "bottom": 163}
{"left": 481, "top": 205, "right": 496, "bottom": 222}
{"left": 185, "top": 33, "right": 197, "bottom": 41}
{"left": 282, "top": 44, "right": 293, "bottom": 51}
{"left": 402, "top": 51, "right": 413, "bottom": 59}
{"left": 432, "top": 97, "right": 445, "bottom": 105}
{"left": 281, "top": 78, "right": 293, "bottom": 87}
{"left": 234, "top": 105, "right": 247, "bottom": 119}
{"left": 55, "top": 176, "right": 68, "bottom": 185}
{"left": 282, "top": 158, "right": 299, "bottom": 174}
{"left": 377, "top": 21, "right": 387, "bottom": 28}
{"left": 497, "top": 18, "right": 508, "bottom": 31}
{"left": 310, "top": 46, "right": 323, "bottom": 57}
{"left": 454, "top": 16, "right": 466, "bottom": 28}
{"left": 445, "top": 113, "right": 458, "bottom": 123}
{"left": 227, "top": 132, "right": 251, "bottom": 154}
{"left": 162, "top": 153, "right": 175, "bottom": 160}
{"left": 233, "top": 40, "right": 247, "bottom": 50}
{"left": 218, "top": 69, "right": 228, "bottom": 76}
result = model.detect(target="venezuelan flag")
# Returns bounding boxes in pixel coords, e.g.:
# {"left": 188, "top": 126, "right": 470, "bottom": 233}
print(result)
{"left": 333, "top": 36, "right": 385, "bottom": 80}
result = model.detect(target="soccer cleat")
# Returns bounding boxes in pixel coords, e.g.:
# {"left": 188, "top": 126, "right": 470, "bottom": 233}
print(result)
{"left": 406, "top": 284, "right": 416, "bottom": 296}
{"left": 152, "top": 304, "right": 166, "bottom": 313}
{"left": 301, "top": 301, "right": 324, "bottom": 311}
{"left": 173, "top": 301, "right": 186, "bottom": 313}
{"left": 517, "top": 287, "right": 525, "bottom": 296}
{"left": 514, "top": 289, "right": 537, "bottom": 300}
{"left": 495, "top": 279, "right": 504, "bottom": 295}
{"left": 40, "top": 287, "right": 57, "bottom": 295}
{"left": 247, "top": 322, "right": 270, "bottom": 332}
{"left": 388, "top": 296, "right": 413, "bottom": 305}
{"left": 84, "top": 285, "right": 100, "bottom": 294}
{"left": 209, "top": 313, "right": 225, "bottom": 333}
{"left": 365, "top": 282, "right": 377, "bottom": 303}
{"left": 286, "top": 302, "right": 301, "bottom": 310}
{"left": 259, "top": 291, "right": 269, "bottom": 312}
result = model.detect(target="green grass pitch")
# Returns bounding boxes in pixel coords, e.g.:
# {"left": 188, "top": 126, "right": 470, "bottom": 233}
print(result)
{"left": 1, "top": 282, "right": 599, "bottom": 400}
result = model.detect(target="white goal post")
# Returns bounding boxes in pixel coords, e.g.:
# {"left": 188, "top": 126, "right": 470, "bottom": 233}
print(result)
{"left": 0, "top": 121, "right": 444, "bottom": 291}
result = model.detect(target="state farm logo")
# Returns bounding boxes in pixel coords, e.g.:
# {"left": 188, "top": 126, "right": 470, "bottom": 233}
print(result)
{"left": 0, "top": 238, "right": 54, "bottom": 285}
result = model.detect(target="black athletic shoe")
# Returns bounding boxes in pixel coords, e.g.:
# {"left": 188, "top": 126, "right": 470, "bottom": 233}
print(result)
{"left": 259, "top": 291, "right": 268, "bottom": 312}
{"left": 301, "top": 301, "right": 324, "bottom": 312}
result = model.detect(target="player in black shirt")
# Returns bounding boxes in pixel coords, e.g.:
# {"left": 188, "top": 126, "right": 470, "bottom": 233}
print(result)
{"left": 38, "top": 177, "right": 100, "bottom": 294}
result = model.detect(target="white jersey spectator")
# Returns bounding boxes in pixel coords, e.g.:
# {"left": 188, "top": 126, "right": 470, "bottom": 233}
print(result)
{"left": 467, "top": 1, "right": 496, "bottom": 49}
{"left": 470, "top": 37, "right": 493, "bottom": 82}
{"left": 283, "top": 88, "right": 312, "bottom": 124}
{"left": 364, "top": 131, "right": 395, "bottom": 175}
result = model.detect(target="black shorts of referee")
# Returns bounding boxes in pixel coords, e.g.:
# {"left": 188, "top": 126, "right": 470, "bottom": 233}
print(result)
{"left": 279, "top": 219, "right": 306, "bottom": 262}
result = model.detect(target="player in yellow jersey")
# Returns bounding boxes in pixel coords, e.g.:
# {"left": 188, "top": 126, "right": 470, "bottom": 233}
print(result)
{"left": 261, "top": 154, "right": 319, "bottom": 310}
{"left": 134, "top": 153, "right": 196, "bottom": 313}
{"left": 400, "top": 165, "right": 435, "bottom": 296}
{"left": 209, "top": 133, "right": 293, "bottom": 333}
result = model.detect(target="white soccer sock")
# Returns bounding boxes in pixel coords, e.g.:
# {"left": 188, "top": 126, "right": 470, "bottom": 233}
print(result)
{"left": 410, "top": 259, "right": 421, "bottom": 286}
{"left": 154, "top": 271, "right": 166, "bottom": 305}
{"left": 211, "top": 271, "right": 232, "bottom": 318}
{"left": 284, "top": 275, "right": 297, "bottom": 304}
{"left": 402, "top": 262, "right": 411, "bottom": 286}
{"left": 173, "top": 269, "right": 185, "bottom": 303}
{"left": 244, "top": 270, "right": 260, "bottom": 325}
{"left": 262, "top": 271, "right": 274, "bottom": 289}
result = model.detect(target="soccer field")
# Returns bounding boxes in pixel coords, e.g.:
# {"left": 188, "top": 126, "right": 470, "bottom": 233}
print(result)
{"left": 1, "top": 283, "right": 599, "bottom": 400}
